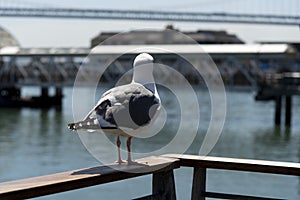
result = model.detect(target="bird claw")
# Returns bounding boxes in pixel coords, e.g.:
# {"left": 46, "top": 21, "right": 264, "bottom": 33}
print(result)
{"left": 127, "top": 160, "right": 139, "bottom": 165}
{"left": 115, "top": 160, "right": 126, "bottom": 164}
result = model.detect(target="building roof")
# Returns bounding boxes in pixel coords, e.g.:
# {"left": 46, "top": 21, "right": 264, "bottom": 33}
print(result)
{"left": 91, "top": 26, "right": 244, "bottom": 47}
{"left": 91, "top": 44, "right": 296, "bottom": 55}
{"left": 0, "top": 44, "right": 295, "bottom": 56}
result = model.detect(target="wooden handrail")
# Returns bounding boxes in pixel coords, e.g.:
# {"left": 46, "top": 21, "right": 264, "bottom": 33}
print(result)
{"left": 1, "top": 154, "right": 300, "bottom": 200}
{"left": 163, "top": 154, "right": 300, "bottom": 176}
{"left": 0, "top": 156, "right": 179, "bottom": 200}
{"left": 163, "top": 154, "right": 300, "bottom": 200}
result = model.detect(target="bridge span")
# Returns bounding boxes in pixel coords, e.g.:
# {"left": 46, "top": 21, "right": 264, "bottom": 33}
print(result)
{"left": 1, "top": 7, "right": 300, "bottom": 25}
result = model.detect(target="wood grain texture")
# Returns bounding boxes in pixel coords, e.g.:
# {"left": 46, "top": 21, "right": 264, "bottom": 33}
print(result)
{"left": 191, "top": 167, "right": 206, "bottom": 200}
{"left": 153, "top": 170, "right": 176, "bottom": 200}
{"left": 2, "top": 154, "right": 299, "bottom": 200}
{"left": 163, "top": 154, "right": 300, "bottom": 176}
{"left": 0, "top": 156, "right": 179, "bottom": 200}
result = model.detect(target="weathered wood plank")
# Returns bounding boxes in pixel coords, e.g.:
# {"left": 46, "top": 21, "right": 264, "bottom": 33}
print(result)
{"left": 0, "top": 156, "right": 179, "bottom": 200}
{"left": 163, "top": 154, "right": 300, "bottom": 176}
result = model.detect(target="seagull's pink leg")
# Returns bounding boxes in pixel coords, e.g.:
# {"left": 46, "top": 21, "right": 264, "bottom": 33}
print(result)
{"left": 116, "top": 136, "right": 125, "bottom": 164}
{"left": 126, "top": 136, "right": 138, "bottom": 165}
{"left": 126, "top": 137, "right": 132, "bottom": 162}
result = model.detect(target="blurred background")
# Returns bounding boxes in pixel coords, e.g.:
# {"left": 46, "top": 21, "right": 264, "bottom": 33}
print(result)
{"left": 0, "top": 0, "right": 300, "bottom": 199}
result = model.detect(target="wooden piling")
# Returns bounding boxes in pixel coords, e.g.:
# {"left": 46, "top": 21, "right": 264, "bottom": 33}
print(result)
{"left": 275, "top": 96, "right": 282, "bottom": 126}
{"left": 41, "top": 87, "right": 49, "bottom": 98}
{"left": 55, "top": 87, "right": 62, "bottom": 97}
{"left": 285, "top": 96, "right": 292, "bottom": 127}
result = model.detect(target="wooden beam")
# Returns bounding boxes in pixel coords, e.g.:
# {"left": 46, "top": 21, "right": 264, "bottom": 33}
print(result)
{"left": 153, "top": 170, "right": 176, "bottom": 200}
{"left": 163, "top": 154, "right": 300, "bottom": 176}
{"left": 0, "top": 156, "right": 179, "bottom": 200}
{"left": 191, "top": 167, "right": 206, "bottom": 200}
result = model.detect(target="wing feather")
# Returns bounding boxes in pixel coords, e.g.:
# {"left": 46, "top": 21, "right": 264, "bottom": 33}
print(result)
{"left": 70, "top": 83, "right": 160, "bottom": 131}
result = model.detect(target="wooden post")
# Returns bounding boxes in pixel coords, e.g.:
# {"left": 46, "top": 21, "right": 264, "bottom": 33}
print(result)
{"left": 55, "top": 87, "right": 62, "bottom": 97}
{"left": 191, "top": 167, "right": 206, "bottom": 200}
{"left": 41, "top": 87, "right": 49, "bottom": 98}
{"left": 275, "top": 96, "right": 282, "bottom": 126}
{"left": 285, "top": 96, "right": 292, "bottom": 127}
{"left": 152, "top": 170, "right": 176, "bottom": 200}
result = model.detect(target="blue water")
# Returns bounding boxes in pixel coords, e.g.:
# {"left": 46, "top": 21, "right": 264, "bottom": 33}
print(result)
{"left": 0, "top": 86, "right": 300, "bottom": 199}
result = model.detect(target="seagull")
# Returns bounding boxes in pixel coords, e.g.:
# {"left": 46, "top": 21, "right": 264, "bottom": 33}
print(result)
{"left": 68, "top": 53, "right": 161, "bottom": 164}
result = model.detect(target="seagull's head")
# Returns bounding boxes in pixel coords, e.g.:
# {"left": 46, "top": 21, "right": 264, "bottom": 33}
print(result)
{"left": 132, "top": 53, "right": 155, "bottom": 85}
{"left": 133, "top": 53, "right": 154, "bottom": 68}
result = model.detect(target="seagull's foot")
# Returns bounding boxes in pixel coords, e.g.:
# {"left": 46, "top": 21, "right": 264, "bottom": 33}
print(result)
{"left": 115, "top": 159, "right": 126, "bottom": 165}
{"left": 126, "top": 159, "right": 141, "bottom": 165}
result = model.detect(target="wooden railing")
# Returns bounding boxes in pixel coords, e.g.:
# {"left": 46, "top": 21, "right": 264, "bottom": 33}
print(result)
{"left": 164, "top": 154, "right": 300, "bottom": 200}
{"left": 0, "top": 154, "right": 300, "bottom": 200}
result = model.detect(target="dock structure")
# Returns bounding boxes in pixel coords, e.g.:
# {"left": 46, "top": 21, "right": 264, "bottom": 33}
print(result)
{"left": 0, "top": 44, "right": 296, "bottom": 87}
{"left": 0, "top": 154, "right": 300, "bottom": 200}
{"left": 255, "top": 72, "right": 300, "bottom": 127}
{"left": 0, "top": 44, "right": 298, "bottom": 107}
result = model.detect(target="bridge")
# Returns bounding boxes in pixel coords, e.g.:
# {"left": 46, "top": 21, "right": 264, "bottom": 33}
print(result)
{"left": 1, "top": 7, "right": 300, "bottom": 25}
{"left": 0, "top": 0, "right": 300, "bottom": 25}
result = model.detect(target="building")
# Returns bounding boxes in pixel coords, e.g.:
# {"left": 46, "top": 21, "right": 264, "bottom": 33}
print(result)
{"left": 91, "top": 25, "right": 244, "bottom": 47}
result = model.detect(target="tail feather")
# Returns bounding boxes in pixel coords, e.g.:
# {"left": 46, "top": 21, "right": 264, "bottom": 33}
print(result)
{"left": 68, "top": 123, "right": 76, "bottom": 131}
{"left": 67, "top": 119, "right": 99, "bottom": 131}
{"left": 67, "top": 119, "right": 117, "bottom": 131}
{"left": 67, "top": 122, "right": 78, "bottom": 131}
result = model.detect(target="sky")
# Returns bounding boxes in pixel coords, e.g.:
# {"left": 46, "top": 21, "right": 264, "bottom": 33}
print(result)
{"left": 0, "top": 0, "right": 300, "bottom": 48}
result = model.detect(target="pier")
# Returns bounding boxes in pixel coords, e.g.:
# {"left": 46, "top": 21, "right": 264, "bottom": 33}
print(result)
{"left": 0, "top": 44, "right": 298, "bottom": 107}
{"left": 0, "top": 44, "right": 296, "bottom": 87}
{"left": 0, "top": 154, "right": 299, "bottom": 200}
{"left": 255, "top": 72, "right": 300, "bottom": 127}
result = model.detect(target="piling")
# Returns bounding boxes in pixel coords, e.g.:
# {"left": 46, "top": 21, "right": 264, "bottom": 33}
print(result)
{"left": 256, "top": 72, "right": 300, "bottom": 127}
{"left": 285, "top": 96, "right": 292, "bottom": 127}
{"left": 275, "top": 96, "right": 282, "bottom": 126}
{"left": 41, "top": 87, "right": 49, "bottom": 98}
{"left": 55, "top": 87, "right": 62, "bottom": 98}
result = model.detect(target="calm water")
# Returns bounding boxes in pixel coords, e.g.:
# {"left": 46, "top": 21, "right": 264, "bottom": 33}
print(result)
{"left": 0, "top": 86, "right": 300, "bottom": 199}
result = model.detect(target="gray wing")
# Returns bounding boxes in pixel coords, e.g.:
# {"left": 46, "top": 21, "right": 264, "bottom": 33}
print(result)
{"left": 85, "top": 83, "right": 160, "bottom": 130}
